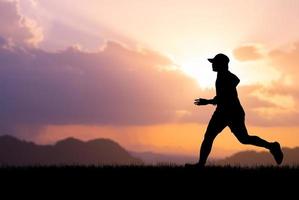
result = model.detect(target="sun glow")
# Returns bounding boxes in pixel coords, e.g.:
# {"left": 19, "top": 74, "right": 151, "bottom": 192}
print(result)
{"left": 176, "top": 56, "right": 216, "bottom": 89}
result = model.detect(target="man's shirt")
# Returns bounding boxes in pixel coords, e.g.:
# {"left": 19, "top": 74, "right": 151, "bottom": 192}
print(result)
{"left": 214, "top": 70, "right": 244, "bottom": 116}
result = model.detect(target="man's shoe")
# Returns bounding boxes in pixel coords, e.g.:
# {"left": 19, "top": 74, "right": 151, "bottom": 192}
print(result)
{"left": 270, "top": 142, "right": 283, "bottom": 165}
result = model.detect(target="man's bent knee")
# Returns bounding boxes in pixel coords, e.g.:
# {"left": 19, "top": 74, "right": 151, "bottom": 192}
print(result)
{"left": 237, "top": 136, "right": 251, "bottom": 144}
{"left": 203, "top": 131, "right": 219, "bottom": 142}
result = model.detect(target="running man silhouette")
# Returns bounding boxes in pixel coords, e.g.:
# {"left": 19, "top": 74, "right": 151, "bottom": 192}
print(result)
{"left": 187, "top": 53, "right": 283, "bottom": 167}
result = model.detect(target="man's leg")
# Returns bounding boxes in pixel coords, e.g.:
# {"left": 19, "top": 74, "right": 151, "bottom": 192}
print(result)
{"left": 198, "top": 113, "right": 227, "bottom": 166}
{"left": 229, "top": 117, "right": 283, "bottom": 164}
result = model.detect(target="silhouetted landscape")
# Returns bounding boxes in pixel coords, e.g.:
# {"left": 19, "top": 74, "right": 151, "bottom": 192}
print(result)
{"left": 0, "top": 136, "right": 298, "bottom": 195}
{"left": 133, "top": 148, "right": 299, "bottom": 166}
{"left": 216, "top": 147, "right": 299, "bottom": 166}
{"left": 0, "top": 135, "right": 142, "bottom": 166}
{"left": 1, "top": 135, "right": 299, "bottom": 166}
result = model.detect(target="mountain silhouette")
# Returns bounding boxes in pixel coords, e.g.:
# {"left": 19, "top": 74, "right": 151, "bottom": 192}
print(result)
{"left": 132, "top": 148, "right": 299, "bottom": 166}
{"left": 0, "top": 135, "right": 142, "bottom": 166}
{"left": 215, "top": 147, "right": 299, "bottom": 166}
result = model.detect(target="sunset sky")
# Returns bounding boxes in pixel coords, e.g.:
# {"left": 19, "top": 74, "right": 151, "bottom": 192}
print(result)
{"left": 1, "top": 0, "right": 299, "bottom": 158}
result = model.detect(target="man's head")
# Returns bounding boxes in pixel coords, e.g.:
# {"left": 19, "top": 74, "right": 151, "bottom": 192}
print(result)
{"left": 208, "top": 53, "right": 229, "bottom": 72}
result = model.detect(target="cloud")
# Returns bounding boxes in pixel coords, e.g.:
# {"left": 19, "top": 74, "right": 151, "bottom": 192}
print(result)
{"left": 0, "top": 0, "right": 43, "bottom": 47}
{"left": 2, "top": 38, "right": 299, "bottom": 138}
{"left": 0, "top": 40, "right": 206, "bottom": 133}
{"left": 230, "top": 42, "right": 299, "bottom": 126}
{"left": 38, "top": 19, "right": 106, "bottom": 51}
{"left": 3, "top": 0, "right": 299, "bottom": 138}
{"left": 266, "top": 42, "right": 299, "bottom": 100}
{"left": 16, "top": 0, "right": 136, "bottom": 51}
{"left": 28, "top": 0, "right": 38, "bottom": 7}
{"left": 242, "top": 85, "right": 298, "bottom": 126}
{"left": 269, "top": 42, "right": 299, "bottom": 77}
{"left": 238, "top": 41, "right": 299, "bottom": 126}
{"left": 233, "top": 45, "right": 263, "bottom": 61}
{"left": 0, "top": 0, "right": 211, "bottom": 138}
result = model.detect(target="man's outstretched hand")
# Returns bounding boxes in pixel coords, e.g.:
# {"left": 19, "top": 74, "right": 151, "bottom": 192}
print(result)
{"left": 194, "top": 98, "right": 209, "bottom": 106}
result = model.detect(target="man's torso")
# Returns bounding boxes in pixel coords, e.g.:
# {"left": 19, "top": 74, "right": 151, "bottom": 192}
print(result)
{"left": 215, "top": 71, "right": 244, "bottom": 116}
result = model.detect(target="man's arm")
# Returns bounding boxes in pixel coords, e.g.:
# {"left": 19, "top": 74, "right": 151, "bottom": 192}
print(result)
{"left": 194, "top": 96, "right": 217, "bottom": 106}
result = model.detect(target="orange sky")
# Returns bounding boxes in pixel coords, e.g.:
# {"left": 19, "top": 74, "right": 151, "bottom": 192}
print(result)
{"left": 2, "top": 0, "right": 299, "bottom": 158}
{"left": 34, "top": 124, "right": 299, "bottom": 158}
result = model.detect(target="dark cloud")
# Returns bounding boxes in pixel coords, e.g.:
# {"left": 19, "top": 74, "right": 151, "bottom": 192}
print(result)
{"left": 0, "top": 41, "right": 204, "bottom": 131}
{"left": 0, "top": 0, "right": 208, "bottom": 138}
{"left": 233, "top": 45, "right": 263, "bottom": 61}
{"left": 1, "top": 38, "right": 298, "bottom": 138}
{"left": 2, "top": 0, "right": 299, "bottom": 139}
{"left": 0, "top": 36, "right": 6, "bottom": 46}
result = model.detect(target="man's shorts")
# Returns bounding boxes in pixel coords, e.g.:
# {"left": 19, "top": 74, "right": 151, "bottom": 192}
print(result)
{"left": 205, "top": 110, "right": 248, "bottom": 137}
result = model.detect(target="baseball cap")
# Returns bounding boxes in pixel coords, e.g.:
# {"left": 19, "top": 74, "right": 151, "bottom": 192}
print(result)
{"left": 208, "top": 53, "right": 230, "bottom": 64}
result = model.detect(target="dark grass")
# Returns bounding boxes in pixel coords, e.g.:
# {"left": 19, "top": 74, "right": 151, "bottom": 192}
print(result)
{"left": 2, "top": 165, "right": 299, "bottom": 179}
{"left": 1, "top": 165, "right": 299, "bottom": 182}
{"left": 1, "top": 165, "right": 298, "bottom": 196}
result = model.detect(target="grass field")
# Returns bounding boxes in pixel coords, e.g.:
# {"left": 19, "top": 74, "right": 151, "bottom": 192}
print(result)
{"left": 1, "top": 165, "right": 298, "bottom": 182}
{"left": 1, "top": 165, "right": 297, "bottom": 196}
